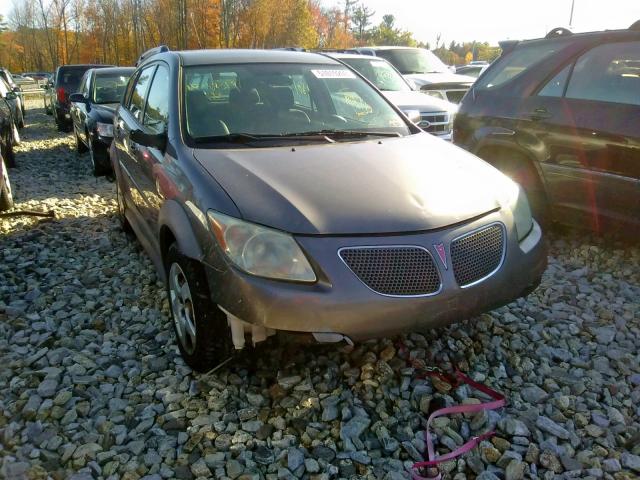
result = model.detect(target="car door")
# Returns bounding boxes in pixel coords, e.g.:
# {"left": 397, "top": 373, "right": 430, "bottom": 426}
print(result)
{"left": 136, "top": 63, "right": 170, "bottom": 232}
{"left": 71, "top": 72, "right": 89, "bottom": 139}
{"left": 526, "top": 40, "right": 640, "bottom": 230}
{"left": 114, "top": 65, "right": 157, "bottom": 242}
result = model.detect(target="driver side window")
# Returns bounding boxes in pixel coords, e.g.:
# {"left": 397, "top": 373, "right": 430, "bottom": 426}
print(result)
{"left": 128, "top": 65, "right": 155, "bottom": 123}
{"left": 144, "top": 65, "right": 170, "bottom": 134}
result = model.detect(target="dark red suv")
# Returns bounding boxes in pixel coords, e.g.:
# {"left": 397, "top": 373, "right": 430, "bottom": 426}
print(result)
{"left": 50, "top": 64, "right": 112, "bottom": 131}
{"left": 454, "top": 23, "right": 640, "bottom": 234}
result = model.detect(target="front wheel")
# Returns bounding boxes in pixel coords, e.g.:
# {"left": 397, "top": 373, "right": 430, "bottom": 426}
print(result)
{"left": 89, "top": 140, "right": 110, "bottom": 176}
{"left": 115, "top": 176, "right": 133, "bottom": 234}
{"left": 2, "top": 128, "right": 15, "bottom": 168}
{"left": 165, "top": 243, "right": 234, "bottom": 372}
{"left": 0, "top": 156, "right": 14, "bottom": 211}
{"left": 75, "top": 127, "right": 88, "bottom": 154}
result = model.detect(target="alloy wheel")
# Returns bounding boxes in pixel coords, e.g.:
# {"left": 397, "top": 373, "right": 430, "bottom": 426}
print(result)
{"left": 168, "top": 262, "right": 197, "bottom": 355}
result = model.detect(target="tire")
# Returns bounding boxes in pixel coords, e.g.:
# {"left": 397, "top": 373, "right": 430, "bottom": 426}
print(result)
{"left": 115, "top": 175, "right": 133, "bottom": 234}
{"left": 483, "top": 149, "right": 550, "bottom": 227}
{"left": 11, "top": 123, "right": 20, "bottom": 146}
{"left": 0, "top": 156, "right": 13, "bottom": 211}
{"left": 75, "top": 127, "right": 88, "bottom": 154}
{"left": 89, "top": 140, "right": 110, "bottom": 176}
{"left": 165, "top": 243, "right": 234, "bottom": 372}
{"left": 2, "top": 128, "right": 15, "bottom": 168}
{"left": 17, "top": 108, "right": 24, "bottom": 129}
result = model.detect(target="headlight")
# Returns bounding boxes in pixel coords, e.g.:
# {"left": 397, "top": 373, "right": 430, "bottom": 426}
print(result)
{"left": 502, "top": 182, "right": 533, "bottom": 241}
{"left": 207, "top": 211, "right": 316, "bottom": 282}
{"left": 96, "top": 122, "right": 114, "bottom": 137}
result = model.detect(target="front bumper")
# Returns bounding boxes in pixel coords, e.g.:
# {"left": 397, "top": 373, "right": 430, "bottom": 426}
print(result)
{"left": 205, "top": 211, "right": 547, "bottom": 341}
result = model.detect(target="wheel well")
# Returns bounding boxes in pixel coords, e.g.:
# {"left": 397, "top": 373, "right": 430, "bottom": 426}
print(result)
{"left": 159, "top": 226, "right": 176, "bottom": 267}
{"left": 476, "top": 146, "right": 545, "bottom": 186}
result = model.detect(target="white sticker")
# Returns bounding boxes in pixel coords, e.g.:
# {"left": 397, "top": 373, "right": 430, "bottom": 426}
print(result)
{"left": 311, "top": 69, "right": 356, "bottom": 79}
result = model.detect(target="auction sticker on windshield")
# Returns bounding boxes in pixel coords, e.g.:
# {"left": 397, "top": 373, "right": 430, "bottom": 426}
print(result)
{"left": 311, "top": 69, "right": 356, "bottom": 79}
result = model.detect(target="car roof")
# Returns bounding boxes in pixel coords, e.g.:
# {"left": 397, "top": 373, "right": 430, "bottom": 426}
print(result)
{"left": 57, "top": 64, "right": 113, "bottom": 71}
{"left": 511, "top": 26, "right": 640, "bottom": 49}
{"left": 91, "top": 67, "right": 135, "bottom": 75}
{"left": 355, "top": 46, "right": 422, "bottom": 51}
{"left": 174, "top": 49, "right": 340, "bottom": 66}
{"left": 327, "top": 52, "right": 386, "bottom": 61}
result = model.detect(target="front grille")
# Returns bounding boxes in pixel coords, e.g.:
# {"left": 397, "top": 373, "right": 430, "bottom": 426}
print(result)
{"left": 339, "top": 246, "right": 441, "bottom": 296}
{"left": 451, "top": 224, "right": 505, "bottom": 287}
{"left": 418, "top": 111, "right": 450, "bottom": 135}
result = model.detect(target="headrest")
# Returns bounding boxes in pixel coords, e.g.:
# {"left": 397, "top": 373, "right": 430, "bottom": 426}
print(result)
{"left": 271, "top": 86, "right": 294, "bottom": 109}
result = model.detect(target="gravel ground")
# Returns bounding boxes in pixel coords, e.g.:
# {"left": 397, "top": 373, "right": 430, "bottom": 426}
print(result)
{"left": 1, "top": 100, "right": 639, "bottom": 480}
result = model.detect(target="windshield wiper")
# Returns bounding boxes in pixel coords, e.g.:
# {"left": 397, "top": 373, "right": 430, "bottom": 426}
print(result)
{"left": 283, "top": 130, "right": 402, "bottom": 139}
{"left": 192, "top": 132, "right": 274, "bottom": 144}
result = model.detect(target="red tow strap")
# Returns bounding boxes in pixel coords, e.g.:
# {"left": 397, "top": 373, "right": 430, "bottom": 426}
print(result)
{"left": 395, "top": 342, "right": 507, "bottom": 480}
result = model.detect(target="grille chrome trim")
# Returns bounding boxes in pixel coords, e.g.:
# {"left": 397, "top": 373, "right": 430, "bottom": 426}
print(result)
{"left": 451, "top": 222, "right": 506, "bottom": 288}
{"left": 338, "top": 245, "right": 443, "bottom": 298}
{"left": 418, "top": 111, "right": 450, "bottom": 136}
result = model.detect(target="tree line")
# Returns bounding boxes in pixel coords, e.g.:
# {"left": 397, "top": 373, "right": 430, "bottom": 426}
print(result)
{"left": 0, "top": 0, "right": 501, "bottom": 72}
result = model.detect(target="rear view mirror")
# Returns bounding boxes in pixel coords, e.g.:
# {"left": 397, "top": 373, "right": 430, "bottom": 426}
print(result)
{"left": 69, "top": 93, "right": 86, "bottom": 103}
{"left": 131, "top": 128, "right": 166, "bottom": 151}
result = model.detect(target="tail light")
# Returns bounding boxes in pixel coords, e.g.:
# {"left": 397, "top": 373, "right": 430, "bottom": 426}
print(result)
{"left": 56, "top": 87, "right": 66, "bottom": 103}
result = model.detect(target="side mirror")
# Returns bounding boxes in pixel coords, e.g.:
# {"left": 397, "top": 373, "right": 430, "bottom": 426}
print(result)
{"left": 69, "top": 93, "right": 86, "bottom": 103}
{"left": 131, "top": 128, "right": 166, "bottom": 151}
{"left": 5, "top": 91, "right": 17, "bottom": 101}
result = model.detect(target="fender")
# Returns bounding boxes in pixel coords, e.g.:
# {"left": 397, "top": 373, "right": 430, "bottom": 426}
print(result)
{"left": 471, "top": 125, "right": 549, "bottom": 190}
{"left": 158, "top": 199, "right": 205, "bottom": 266}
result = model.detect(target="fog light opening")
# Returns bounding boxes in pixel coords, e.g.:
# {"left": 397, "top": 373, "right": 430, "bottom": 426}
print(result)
{"left": 220, "top": 307, "right": 275, "bottom": 349}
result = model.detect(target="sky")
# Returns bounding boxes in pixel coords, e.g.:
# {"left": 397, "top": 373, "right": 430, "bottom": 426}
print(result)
{"left": 1, "top": 0, "right": 639, "bottom": 47}
{"left": 323, "top": 0, "right": 640, "bottom": 46}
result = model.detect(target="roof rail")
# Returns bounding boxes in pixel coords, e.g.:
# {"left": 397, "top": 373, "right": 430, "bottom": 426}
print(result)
{"left": 273, "top": 47, "right": 307, "bottom": 52}
{"left": 545, "top": 27, "right": 573, "bottom": 39}
{"left": 135, "top": 45, "right": 169, "bottom": 67}
{"left": 630, "top": 20, "right": 640, "bottom": 31}
{"left": 498, "top": 40, "right": 519, "bottom": 54}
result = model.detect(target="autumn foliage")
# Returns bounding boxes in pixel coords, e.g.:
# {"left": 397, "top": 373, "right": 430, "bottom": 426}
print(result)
{"left": 0, "top": 1, "right": 500, "bottom": 72}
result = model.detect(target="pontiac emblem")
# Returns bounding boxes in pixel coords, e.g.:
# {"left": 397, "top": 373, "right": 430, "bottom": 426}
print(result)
{"left": 434, "top": 243, "right": 448, "bottom": 270}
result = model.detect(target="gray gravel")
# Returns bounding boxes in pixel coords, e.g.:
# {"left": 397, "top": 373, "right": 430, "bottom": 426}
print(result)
{"left": 1, "top": 100, "right": 639, "bottom": 480}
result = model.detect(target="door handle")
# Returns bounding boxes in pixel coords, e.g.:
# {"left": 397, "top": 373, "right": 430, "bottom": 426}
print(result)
{"left": 528, "top": 107, "right": 552, "bottom": 120}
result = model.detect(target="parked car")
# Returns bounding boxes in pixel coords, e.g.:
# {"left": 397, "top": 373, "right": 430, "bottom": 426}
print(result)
{"left": 111, "top": 47, "right": 546, "bottom": 371}
{"left": 22, "top": 72, "right": 52, "bottom": 82}
{"left": 349, "top": 46, "right": 476, "bottom": 103}
{"left": 455, "top": 64, "right": 490, "bottom": 78}
{"left": 0, "top": 152, "right": 13, "bottom": 211}
{"left": 50, "top": 64, "right": 113, "bottom": 131}
{"left": 454, "top": 23, "right": 640, "bottom": 233}
{"left": 70, "top": 67, "right": 135, "bottom": 175}
{"left": 0, "top": 77, "right": 25, "bottom": 131}
{"left": 328, "top": 53, "right": 458, "bottom": 140}
{"left": 0, "top": 68, "right": 26, "bottom": 117}
{"left": 0, "top": 91, "right": 16, "bottom": 168}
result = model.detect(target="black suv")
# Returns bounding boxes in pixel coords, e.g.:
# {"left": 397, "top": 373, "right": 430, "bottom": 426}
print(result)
{"left": 454, "top": 24, "right": 640, "bottom": 233}
{"left": 49, "top": 64, "right": 112, "bottom": 131}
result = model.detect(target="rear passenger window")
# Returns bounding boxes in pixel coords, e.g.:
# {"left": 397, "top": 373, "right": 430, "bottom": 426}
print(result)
{"left": 128, "top": 66, "right": 155, "bottom": 122}
{"left": 475, "top": 42, "right": 561, "bottom": 90}
{"left": 565, "top": 41, "right": 640, "bottom": 106}
{"left": 538, "top": 64, "right": 571, "bottom": 97}
{"left": 144, "top": 65, "right": 170, "bottom": 133}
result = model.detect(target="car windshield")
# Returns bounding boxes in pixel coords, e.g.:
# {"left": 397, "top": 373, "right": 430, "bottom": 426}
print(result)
{"left": 375, "top": 49, "right": 450, "bottom": 75}
{"left": 340, "top": 58, "right": 411, "bottom": 92}
{"left": 93, "top": 73, "right": 131, "bottom": 104}
{"left": 183, "top": 63, "right": 411, "bottom": 144}
{"left": 58, "top": 68, "right": 90, "bottom": 92}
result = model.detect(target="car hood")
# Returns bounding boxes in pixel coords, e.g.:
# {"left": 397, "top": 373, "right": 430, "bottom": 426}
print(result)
{"left": 405, "top": 72, "right": 476, "bottom": 86}
{"left": 193, "top": 133, "right": 510, "bottom": 235}
{"left": 91, "top": 103, "right": 117, "bottom": 121}
{"left": 382, "top": 91, "right": 457, "bottom": 113}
